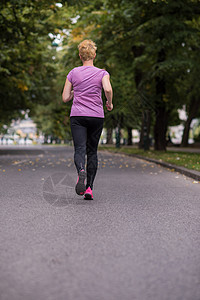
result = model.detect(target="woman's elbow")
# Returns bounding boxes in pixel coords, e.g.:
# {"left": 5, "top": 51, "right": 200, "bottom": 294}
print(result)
{"left": 103, "top": 83, "right": 112, "bottom": 94}
{"left": 104, "top": 88, "right": 112, "bottom": 94}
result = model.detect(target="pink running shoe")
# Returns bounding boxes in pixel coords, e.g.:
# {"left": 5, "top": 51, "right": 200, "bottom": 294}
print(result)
{"left": 75, "top": 170, "right": 86, "bottom": 195}
{"left": 84, "top": 187, "right": 93, "bottom": 200}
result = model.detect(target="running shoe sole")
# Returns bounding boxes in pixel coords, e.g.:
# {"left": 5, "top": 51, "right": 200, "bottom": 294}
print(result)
{"left": 84, "top": 193, "right": 93, "bottom": 200}
{"left": 75, "top": 171, "right": 86, "bottom": 195}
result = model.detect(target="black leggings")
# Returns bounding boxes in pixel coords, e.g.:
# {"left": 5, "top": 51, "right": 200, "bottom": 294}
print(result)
{"left": 70, "top": 116, "right": 104, "bottom": 190}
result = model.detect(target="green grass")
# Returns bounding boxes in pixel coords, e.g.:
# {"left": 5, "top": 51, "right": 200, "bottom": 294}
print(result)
{"left": 99, "top": 146, "right": 200, "bottom": 172}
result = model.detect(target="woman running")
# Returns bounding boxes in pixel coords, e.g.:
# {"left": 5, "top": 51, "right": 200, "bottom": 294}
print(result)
{"left": 62, "top": 39, "right": 113, "bottom": 200}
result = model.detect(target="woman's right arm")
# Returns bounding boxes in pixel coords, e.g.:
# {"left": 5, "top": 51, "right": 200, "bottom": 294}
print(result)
{"left": 102, "top": 75, "right": 113, "bottom": 111}
{"left": 62, "top": 78, "right": 74, "bottom": 103}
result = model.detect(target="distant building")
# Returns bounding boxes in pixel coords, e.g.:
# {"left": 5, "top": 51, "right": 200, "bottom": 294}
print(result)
{"left": 0, "top": 114, "right": 40, "bottom": 145}
{"left": 11, "top": 117, "right": 37, "bottom": 137}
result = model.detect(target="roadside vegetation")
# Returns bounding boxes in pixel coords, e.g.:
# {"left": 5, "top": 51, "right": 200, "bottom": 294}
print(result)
{"left": 99, "top": 146, "right": 200, "bottom": 172}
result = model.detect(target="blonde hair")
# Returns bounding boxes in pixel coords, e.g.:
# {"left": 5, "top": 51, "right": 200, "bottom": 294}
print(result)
{"left": 78, "top": 39, "right": 97, "bottom": 61}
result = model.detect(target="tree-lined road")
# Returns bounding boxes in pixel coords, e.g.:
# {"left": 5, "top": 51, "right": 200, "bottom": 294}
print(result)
{"left": 0, "top": 146, "right": 200, "bottom": 300}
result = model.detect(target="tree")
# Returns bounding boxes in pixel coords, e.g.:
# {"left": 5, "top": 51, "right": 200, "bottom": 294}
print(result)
{"left": 65, "top": 0, "right": 200, "bottom": 150}
{"left": 130, "top": 0, "right": 200, "bottom": 150}
{"left": 179, "top": 17, "right": 200, "bottom": 146}
{"left": 0, "top": 1, "right": 59, "bottom": 130}
{"left": 2, "top": 0, "right": 200, "bottom": 147}
{"left": 0, "top": 0, "right": 78, "bottom": 135}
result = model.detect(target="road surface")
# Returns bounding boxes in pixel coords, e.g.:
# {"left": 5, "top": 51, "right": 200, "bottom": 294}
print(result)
{"left": 0, "top": 146, "right": 200, "bottom": 300}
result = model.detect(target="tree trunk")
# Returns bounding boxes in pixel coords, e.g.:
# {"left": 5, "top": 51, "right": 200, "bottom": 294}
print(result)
{"left": 139, "top": 113, "right": 144, "bottom": 149}
{"left": 127, "top": 127, "right": 132, "bottom": 145}
{"left": 144, "top": 110, "right": 151, "bottom": 150}
{"left": 181, "top": 118, "right": 192, "bottom": 147}
{"left": 115, "top": 126, "right": 121, "bottom": 148}
{"left": 106, "top": 127, "right": 113, "bottom": 144}
{"left": 154, "top": 107, "right": 169, "bottom": 151}
{"left": 154, "top": 49, "right": 168, "bottom": 151}
{"left": 132, "top": 45, "right": 144, "bottom": 148}
{"left": 132, "top": 46, "right": 153, "bottom": 150}
{"left": 181, "top": 97, "right": 200, "bottom": 147}
{"left": 139, "top": 110, "right": 151, "bottom": 149}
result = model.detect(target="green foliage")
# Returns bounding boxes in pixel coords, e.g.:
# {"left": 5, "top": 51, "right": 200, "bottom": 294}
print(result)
{"left": 1, "top": 0, "right": 200, "bottom": 147}
{"left": 0, "top": 1, "right": 57, "bottom": 130}
{"left": 0, "top": 0, "right": 80, "bottom": 137}
{"left": 31, "top": 101, "right": 72, "bottom": 140}
{"left": 100, "top": 146, "right": 200, "bottom": 171}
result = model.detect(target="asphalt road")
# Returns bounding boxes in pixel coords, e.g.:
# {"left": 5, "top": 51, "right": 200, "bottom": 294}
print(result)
{"left": 0, "top": 146, "right": 200, "bottom": 300}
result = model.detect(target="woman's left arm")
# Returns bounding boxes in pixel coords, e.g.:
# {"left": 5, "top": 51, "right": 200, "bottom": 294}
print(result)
{"left": 62, "top": 79, "right": 74, "bottom": 103}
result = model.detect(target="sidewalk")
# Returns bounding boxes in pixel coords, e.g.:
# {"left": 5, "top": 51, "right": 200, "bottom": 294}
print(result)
{"left": 167, "top": 146, "right": 200, "bottom": 153}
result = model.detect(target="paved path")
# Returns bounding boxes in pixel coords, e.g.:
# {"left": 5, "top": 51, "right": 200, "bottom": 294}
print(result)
{"left": 0, "top": 146, "right": 200, "bottom": 300}
{"left": 167, "top": 146, "right": 200, "bottom": 153}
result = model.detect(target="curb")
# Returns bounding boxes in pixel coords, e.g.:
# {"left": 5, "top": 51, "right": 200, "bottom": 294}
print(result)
{"left": 101, "top": 150, "right": 200, "bottom": 182}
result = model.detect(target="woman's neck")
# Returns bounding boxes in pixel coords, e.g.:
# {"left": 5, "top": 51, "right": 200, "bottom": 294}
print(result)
{"left": 82, "top": 60, "right": 94, "bottom": 67}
